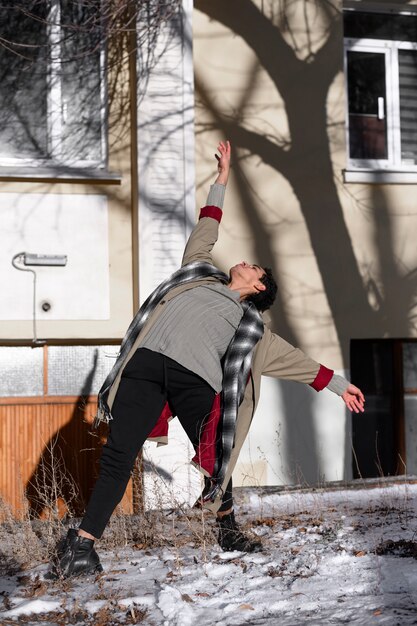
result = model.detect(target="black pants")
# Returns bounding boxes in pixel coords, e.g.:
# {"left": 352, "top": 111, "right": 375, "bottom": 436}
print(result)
{"left": 81, "top": 349, "right": 232, "bottom": 538}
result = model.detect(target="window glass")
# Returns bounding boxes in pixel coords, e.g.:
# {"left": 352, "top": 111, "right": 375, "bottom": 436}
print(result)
{"left": 48, "top": 345, "right": 117, "bottom": 396}
{"left": 403, "top": 342, "right": 417, "bottom": 389}
{"left": 0, "top": 1, "right": 104, "bottom": 166}
{"left": 399, "top": 50, "right": 417, "bottom": 165}
{"left": 0, "top": 347, "right": 44, "bottom": 396}
{"left": 403, "top": 342, "right": 417, "bottom": 473}
{"left": 61, "top": 0, "right": 103, "bottom": 162}
{"left": 350, "top": 340, "right": 396, "bottom": 477}
{"left": 344, "top": 10, "right": 417, "bottom": 171}
{"left": 347, "top": 51, "right": 387, "bottom": 159}
{"left": 0, "top": 3, "right": 49, "bottom": 158}
{"left": 404, "top": 395, "right": 417, "bottom": 473}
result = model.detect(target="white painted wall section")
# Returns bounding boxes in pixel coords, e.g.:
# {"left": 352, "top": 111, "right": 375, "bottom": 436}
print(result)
{"left": 137, "top": 0, "right": 195, "bottom": 302}
{"left": 234, "top": 371, "right": 352, "bottom": 488}
{"left": 136, "top": 1, "right": 198, "bottom": 509}
{"left": 0, "top": 193, "right": 109, "bottom": 321}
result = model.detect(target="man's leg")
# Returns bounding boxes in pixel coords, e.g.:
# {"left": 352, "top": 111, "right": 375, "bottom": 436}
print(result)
{"left": 162, "top": 357, "right": 231, "bottom": 507}
{"left": 80, "top": 349, "right": 168, "bottom": 539}
{"left": 49, "top": 349, "right": 167, "bottom": 578}
{"left": 164, "top": 357, "right": 261, "bottom": 552}
{"left": 217, "top": 479, "right": 233, "bottom": 514}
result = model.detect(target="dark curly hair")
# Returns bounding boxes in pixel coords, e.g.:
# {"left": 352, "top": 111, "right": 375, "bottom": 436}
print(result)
{"left": 245, "top": 267, "right": 277, "bottom": 312}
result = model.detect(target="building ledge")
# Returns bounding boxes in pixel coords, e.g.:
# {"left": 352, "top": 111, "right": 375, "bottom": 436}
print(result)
{"left": 236, "top": 474, "right": 417, "bottom": 496}
{"left": 343, "top": 169, "right": 417, "bottom": 184}
{"left": 0, "top": 166, "right": 122, "bottom": 185}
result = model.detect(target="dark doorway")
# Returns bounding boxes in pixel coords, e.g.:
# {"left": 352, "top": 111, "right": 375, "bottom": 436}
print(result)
{"left": 350, "top": 338, "right": 417, "bottom": 478}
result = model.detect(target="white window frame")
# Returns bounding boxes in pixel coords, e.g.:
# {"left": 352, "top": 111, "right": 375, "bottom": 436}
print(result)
{"left": 344, "top": 9, "right": 417, "bottom": 179}
{"left": 0, "top": 0, "right": 107, "bottom": 170}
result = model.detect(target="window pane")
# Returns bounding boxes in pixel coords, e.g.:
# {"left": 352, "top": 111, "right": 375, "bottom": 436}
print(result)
{"left": 350, "top": 340, "right": 396, "bottom": 478}
{"left": 0, "top": 2, "right": 49, "bottom": 158}
{"left": 347, "top": 51, "right": 387, "bottom": 159}
{"left": 344, "top": 12, "right": 417, "bottom": 43}
{"left": 0, "top": 347, "right": 43, "bottom": 397}
{"left": 403, "top": 343, "right": 417, "bottom": 473}
{"left": 60, "top": 0, "right": 103, "bottom": 162}
{"left": 399, "top": 50, "right": 417, "bottom": 165}
{"left": 48, "top": 345, "right": 117, "bottom": 396}
{"left": 403, "top": 343, "right": 417, "bottom": 390}
{"left": 404, "top": 395, "right": 417, "bottom": 473}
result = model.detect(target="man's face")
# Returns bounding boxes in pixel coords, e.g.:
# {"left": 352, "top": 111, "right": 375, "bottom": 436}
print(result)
{"left": 229, "top": 261, "right": 266, "bottom": 294}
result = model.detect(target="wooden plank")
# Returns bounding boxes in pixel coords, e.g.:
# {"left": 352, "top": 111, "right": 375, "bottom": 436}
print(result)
{"left": 0, "top": 399, "right": 136, "bottom": 519}
{"left": 0, "top": 395, "right": 99, "bottom": 406}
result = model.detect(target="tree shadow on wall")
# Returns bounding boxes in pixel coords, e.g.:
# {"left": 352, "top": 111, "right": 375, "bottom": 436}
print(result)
{"left": 194, "top": 0, "right": 417, "bottom": 483}
{"left": 231, "top": 159, "right": 321, "bottom": 484}
{"left": 25, "top": 350, "right": 106, "bottom": 519}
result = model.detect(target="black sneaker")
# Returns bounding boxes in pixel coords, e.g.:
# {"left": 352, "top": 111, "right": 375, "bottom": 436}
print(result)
{"left": 217, "top": 511, "right": 263, "bottom": 553}
{"left": 46, "top": 529, "right": 103, "bottom": 579}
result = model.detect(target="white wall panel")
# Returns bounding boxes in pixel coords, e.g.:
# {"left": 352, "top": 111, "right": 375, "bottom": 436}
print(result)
{"left": 0, "top": 193, "right": 109, "bottom": 320}
{"left": 137, "top": 0, "right": 195, "bottom": 302}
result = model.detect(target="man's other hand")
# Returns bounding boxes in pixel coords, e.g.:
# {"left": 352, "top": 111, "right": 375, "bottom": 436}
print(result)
{"left": 342, "top": 384, "right": 365, "bottom": 413}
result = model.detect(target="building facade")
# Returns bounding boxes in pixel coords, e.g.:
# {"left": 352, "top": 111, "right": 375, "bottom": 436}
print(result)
{"left": 1, "top": 0, "right": 417, "bottom": 516}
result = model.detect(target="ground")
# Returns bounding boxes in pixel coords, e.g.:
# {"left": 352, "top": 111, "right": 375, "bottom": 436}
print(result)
{"left": 1, "top": 480, "right": 417, "bottom": 625}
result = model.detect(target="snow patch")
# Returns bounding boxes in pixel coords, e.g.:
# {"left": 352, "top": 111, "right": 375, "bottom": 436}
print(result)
{"left": 2, "top": 598, "right": 61, "bottom": 618}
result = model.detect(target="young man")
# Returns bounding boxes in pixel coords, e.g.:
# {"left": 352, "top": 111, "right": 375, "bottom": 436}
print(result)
{"left": 50, "top": 141, "right": 364, "bottom": 578}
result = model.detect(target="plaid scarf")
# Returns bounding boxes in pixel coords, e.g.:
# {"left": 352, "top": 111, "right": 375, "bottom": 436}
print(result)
{"left": 205, "top": 298, "right": 264, "bottom": 501}
{"left": 95, "top": 260, "right": 264, "bottom": 502}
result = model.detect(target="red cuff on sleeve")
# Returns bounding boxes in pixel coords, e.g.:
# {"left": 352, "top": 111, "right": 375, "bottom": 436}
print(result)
{"left": 199, "top": 205, "right": 223, "bottom": 223}
{"left": 310, "top": 364, "right": 334, "bottom": 391}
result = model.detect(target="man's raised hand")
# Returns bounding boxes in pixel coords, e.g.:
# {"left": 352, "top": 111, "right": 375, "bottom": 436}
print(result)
{"left": 215, "top": 140, "right": 231, "bottom": 185}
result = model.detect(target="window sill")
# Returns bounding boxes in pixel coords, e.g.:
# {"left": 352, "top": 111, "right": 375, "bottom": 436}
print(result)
{"left": 343, "top": 169, "right": 417, "bottom": 184}
{"left": 0, "top": 166, "right": 122, "bottom": 185}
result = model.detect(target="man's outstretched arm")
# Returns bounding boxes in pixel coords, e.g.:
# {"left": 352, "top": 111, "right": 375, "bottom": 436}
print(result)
{"left": 261, "top": 328, "right": 365, "bottom": 414}
{"left": 182, "top": 141, "right": 231, "bottom": 267}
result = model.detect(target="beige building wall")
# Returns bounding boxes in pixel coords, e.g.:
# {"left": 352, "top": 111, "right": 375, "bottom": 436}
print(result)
{"left": 193, "top": 0, "right": 417, "bottom": 373}
{"left": 192, "top": 0, "right": 417, "bottom": 486}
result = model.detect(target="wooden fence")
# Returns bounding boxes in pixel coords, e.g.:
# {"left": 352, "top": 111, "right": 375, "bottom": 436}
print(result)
{"left": 0, "top": 395, "right": 135, "bottom": 519}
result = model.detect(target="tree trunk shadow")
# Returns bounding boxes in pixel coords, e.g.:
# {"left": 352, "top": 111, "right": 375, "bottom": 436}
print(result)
{"left": 25, "top": 350, "right": 105, "bottom": 519}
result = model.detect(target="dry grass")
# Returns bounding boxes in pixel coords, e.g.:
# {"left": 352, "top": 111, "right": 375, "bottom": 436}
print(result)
{"left": 0, "top": 442, "right": 219, "bottom": 578}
